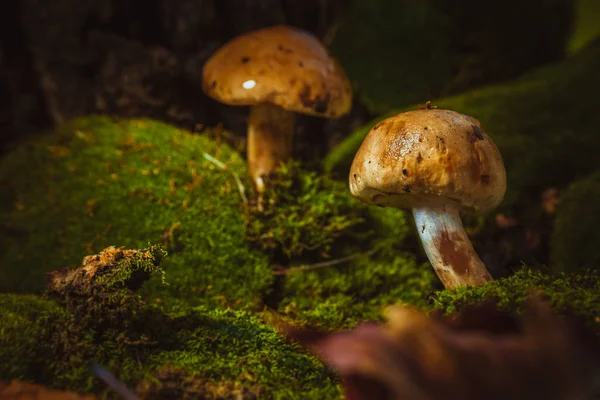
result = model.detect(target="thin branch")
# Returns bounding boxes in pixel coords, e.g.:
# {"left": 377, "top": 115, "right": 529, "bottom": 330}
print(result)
{"left": 273, "top": 248, "right": 379, "bottom": 275}
{"left": 90, "top": 363, "right": 140, "bottom": 400}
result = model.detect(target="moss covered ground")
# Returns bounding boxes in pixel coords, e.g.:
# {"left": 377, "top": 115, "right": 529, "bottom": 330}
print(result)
{"left": 0, "top": 117, "right": 272, "bottom": 310}
{"left": 0, "top": 246, "right": 340, "bottom": 398}
{"left": 0, "top": 113, "right": 598, "bottom": 397}
{"left": 0, "top": 115, "right": 438, "bottom": 397}
{"left": 242, "top": 161, "right": 439, "bottom": 327}
{"left": 2, "top": 38, "right": 600, "bottom": 395}
{"left": 432, "top": 268, "right": 600, "bottom": 334}
{"left": 0, "top": 115, "right": 436, "bottom": 320}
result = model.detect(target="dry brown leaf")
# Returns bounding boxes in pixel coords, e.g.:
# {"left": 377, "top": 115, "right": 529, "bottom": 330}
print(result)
{"left": 286, "top": 298, "right": 600, "bottom": 400}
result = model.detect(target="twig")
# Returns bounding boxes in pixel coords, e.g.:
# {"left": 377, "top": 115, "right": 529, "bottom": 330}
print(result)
{"left": 273, "top": 248, "right": 379, "bottom": 275}
{"left": 90, "top": 363, "right": 139, "bottom": 400}
{"left": 202, "top": 152, "right": 248, "bottom": 204}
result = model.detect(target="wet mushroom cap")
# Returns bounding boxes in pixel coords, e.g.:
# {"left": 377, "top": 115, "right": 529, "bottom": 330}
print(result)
{"left": 202, "top": 25, "right": 353, "bottom": 118}
{"left": 349, "top": 109, "right": 507, "bottom": 214}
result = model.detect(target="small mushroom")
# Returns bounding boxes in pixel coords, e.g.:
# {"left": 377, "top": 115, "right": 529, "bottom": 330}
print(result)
{"left": 349, "top": 107, "right": 507, "bottom": 290}
{"left": 202, "top": 25, "right": 353, "bottom": 196}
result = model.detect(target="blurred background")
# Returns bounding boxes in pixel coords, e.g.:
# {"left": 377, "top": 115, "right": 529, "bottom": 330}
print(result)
{"left": 1, "top": 0, "right": 599, "bottom": 275}
{"left": 0, "top": 0, "right": 597, "bottom": 153}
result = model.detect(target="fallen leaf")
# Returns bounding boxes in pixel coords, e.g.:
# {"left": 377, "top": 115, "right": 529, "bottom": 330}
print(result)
{"left": 286, "top": 298, "right": 600, "bottom": 400}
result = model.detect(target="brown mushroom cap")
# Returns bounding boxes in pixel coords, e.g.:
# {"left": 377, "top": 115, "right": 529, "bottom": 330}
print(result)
{"left": 202, "top": 25, "right": 352, "bottom": 118}
{"left": 349, "top": 109, "right": 507, "bottom": 214}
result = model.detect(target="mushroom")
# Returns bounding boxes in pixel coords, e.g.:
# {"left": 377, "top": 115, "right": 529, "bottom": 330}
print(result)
{"left": 202, "top": 25, "right": 353, "bottom": 195}
{"left": 349, "top": 105, "right": 507, "bottom": 290}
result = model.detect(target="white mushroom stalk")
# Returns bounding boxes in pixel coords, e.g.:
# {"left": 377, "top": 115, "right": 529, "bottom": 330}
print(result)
{"left": 247, "top": 103, "right": 296, "bottom": 194}
{"left": 412, "top": 205, "right": 492, "bottom": 290}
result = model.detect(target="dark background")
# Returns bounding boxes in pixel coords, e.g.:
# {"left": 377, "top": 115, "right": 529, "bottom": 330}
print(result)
{"left": 0, "top": 0, "right": 578, "bottom": 162}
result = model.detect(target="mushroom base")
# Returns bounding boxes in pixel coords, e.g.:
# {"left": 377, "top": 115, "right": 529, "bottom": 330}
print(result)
{"left": 413, "top": 206, "right": 493, "bottom": 290}
{"left": 247, "top": 103, "right": 296, "bottom": 194}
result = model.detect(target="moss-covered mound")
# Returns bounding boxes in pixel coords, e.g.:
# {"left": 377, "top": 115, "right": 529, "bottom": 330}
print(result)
{"left": 0, "top": 246, "right": 340, "bottom": 398}
{"left": 431, "top": 268, "right": 600, "bottom": 334}
{"left": 330, "top": 0, "right": 572, "bottom": 114}
{"left": 326, "top": 38, "right": 600, "bottom": 211}
{"left": 550, "top": 170, "right": 600, "bottom": 273}
{"left": 3, "top": 244, "right": 597, "bottom": 399}
{"left": 0, "top": 116, "right": 438, "bottom": 325}
{"left": 4, "top": 114, "right": 597, "bottom": 398}
{"left": 0, "top": 116, "right": 272, "bottom": 309}
{"left": 1, "top": 292, "right": 341, "bottom": 398}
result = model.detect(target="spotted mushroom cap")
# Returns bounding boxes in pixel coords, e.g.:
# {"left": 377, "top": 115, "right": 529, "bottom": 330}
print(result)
{"left": 349, "top": 108, "right": 507, "bottom": 214}
{"left": 202, "top": 25, "right": 352, "bottom": 118}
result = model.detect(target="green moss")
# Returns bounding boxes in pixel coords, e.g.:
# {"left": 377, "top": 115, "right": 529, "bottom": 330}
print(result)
{"left": 19, "top": 245, "right": 174, "bottom": 391}
{"left": 1, "top": 292, "right": 107, "bottom": 391}
{"left": 0, "top": 246, "right": 341, "bottom": 398}
{"left": 45, "top": 245, "right": 172, "bottom": 351}
{"left": 240, "top": 161, "right": 439, "bottom": 328}
{"left": 148, "top": 308, "right": 340, "bottom": 399}
{"left": 280, "top": 254, "right": 438, "bottom": 328}
{"left": 0, "top": 116, "right": 271, "bottom": 309}
{"left": 0, "top": 294, "right": 67, "bottom": 380}
{"left": 136, "top": 366, "right": 263, "bottom": 399}
{"left": 431, "top": 268, "right": 600, "bottom": 333}
{"left": 0, "top": 116, "right": 439, "bottom": 397}
{"left": 3, "top": 260, "right": 597, "bottom": 398}
{"left": 0, "top": 296, "right": 341, "bottom": 398}
{"left": 550, "top": 170, "right": 600, "bottom": 273}
{"left": 0, "top": 115, "right": 439, "bottom": 328}
{"left": 238, "top": 160, "right": 439, "bottom": 328}
{"left": 274, "top": 193, "right": 440, "bottom": 328}
{"left": 325, "top": 38, "right": 600, "bottom": 210}
{"left": 243, "top": 161, "right": 365, "bottom": 260}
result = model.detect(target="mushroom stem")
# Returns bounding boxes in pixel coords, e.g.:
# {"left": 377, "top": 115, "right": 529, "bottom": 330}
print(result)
{"left": 247, "top": 102, "right": 296, "bottom": 194}
{"left": 412, "top": 205, "right": 493, "bottom": 290}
